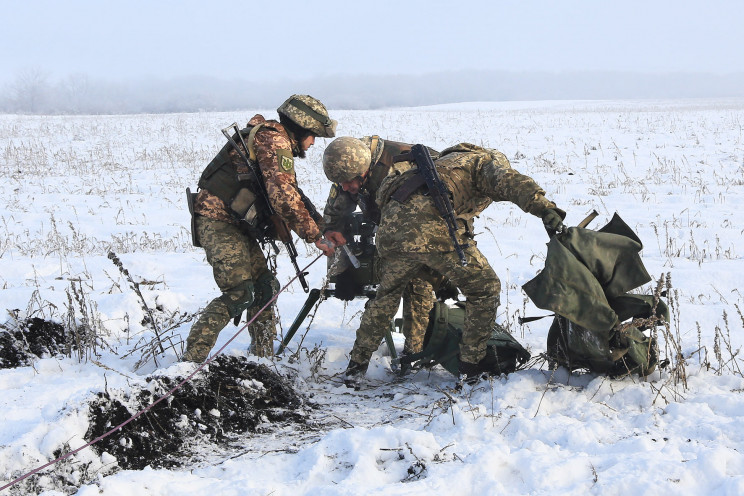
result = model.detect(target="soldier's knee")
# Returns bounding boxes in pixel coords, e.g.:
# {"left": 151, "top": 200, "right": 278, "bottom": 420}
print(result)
{"left": 220, "top": 280, "right": 255, "bottom": 319}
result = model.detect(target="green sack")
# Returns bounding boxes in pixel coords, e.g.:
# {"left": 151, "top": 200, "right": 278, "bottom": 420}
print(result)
{"left": 546, "top": 293, "right": 668, "bottom": 377}
{"left": 524, "top": 213, "right": 667, "bottom": 377}
{"left": 523, "top": 213, "right": 651, "bottom": 332}
{"left": 399, "top": 301, "right": 530, "bottom": 377}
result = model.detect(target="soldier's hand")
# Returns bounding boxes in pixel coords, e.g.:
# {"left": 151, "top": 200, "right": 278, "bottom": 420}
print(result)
{"left": 315, "top": 238, "right": 336, "bottom": 256}
{"left": 541, "top": 208, "right": 565, "bottom": 234}
{"left": 325, "top": 230, "right": 347, "bottom": 246}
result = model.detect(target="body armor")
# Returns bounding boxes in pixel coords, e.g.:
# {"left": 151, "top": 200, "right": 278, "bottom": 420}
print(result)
{"left": 197, "top": 125, "right": 275, "bottom": 241}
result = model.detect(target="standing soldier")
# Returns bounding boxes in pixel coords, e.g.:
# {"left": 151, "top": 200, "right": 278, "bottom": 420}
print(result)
{"left": 322, "top": 136, "right": 453, "bottom": 357}
{"left": 183, "top": 95, "right": 337, "bottom": 362}
{"left": 343, "top": 142, "right": 565, "bottom": 386}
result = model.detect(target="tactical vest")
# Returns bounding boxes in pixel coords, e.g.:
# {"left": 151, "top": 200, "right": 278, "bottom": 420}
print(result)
{"left": 378, "top": 154, "right": 485, "bottom": 238}
{"left": 198, "top": 124, "right": 274, "bottom": 239}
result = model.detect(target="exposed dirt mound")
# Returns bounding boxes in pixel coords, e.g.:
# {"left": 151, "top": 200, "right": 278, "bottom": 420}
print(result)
{"left": 86, "top": 355, "right": 314, "bottom": 470}
{"left": 0, "top": 317, "right": 67, "bottom": 368}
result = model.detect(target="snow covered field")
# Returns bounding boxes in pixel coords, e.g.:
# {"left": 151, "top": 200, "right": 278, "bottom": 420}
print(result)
{"left": 1, "top": 98, "right": 744, "bottom": 495}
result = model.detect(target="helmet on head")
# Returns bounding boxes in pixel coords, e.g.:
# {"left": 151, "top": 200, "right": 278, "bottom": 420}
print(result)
{"left": 323, "top": 137, "right": 372, "bottom": 183}
{"left": 277, "top": 94, "right": 337, "bottom": 138}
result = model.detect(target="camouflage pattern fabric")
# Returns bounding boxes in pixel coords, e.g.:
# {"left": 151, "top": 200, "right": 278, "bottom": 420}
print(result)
{"left": 401, "top": 277, "right": 435, "bottom": 354}
{"left": 375, "top": 143, "right": 556, "bottom": 255}
{"left": 322, "top": 137, "right": 438, "bottom": 354}
{"left": 322, "top": 136, "right": 400, "bottom": 231}
{"left": 350, "top": 247, "right": 500, "bottom": 365}
{"left": 322, "top": 136, "right": 373, "bottom": 183}
{"left": 194, "top": 114, "right": 322, "bottom": 243}
{"left": 350, "top": 143, "right": 557, "bottom": 367}
{"left": 183, "top": 216, "right": 277, "bottom": 361}
{"left": 276, "top": 94, "right": 337, "bottom": 138}
{"left": 322, "top": 183, "right": 359, "bottom": 233}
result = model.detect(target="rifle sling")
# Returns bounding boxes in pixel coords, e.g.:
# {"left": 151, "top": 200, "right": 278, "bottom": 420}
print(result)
{"left": 246, "top": 123, "right": 265, "bottom": 162}
{"left": 391, "top": 173, "right": 426, "bottom": 203}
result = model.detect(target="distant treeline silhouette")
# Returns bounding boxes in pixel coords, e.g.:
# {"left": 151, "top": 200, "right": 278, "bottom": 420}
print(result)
{"left": 2, "top": 69, "right": 744, "bottom": 114}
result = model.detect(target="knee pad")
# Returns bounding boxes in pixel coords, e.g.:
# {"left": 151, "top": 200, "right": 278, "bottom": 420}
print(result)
{"left": 220, "top": 280, "right": 255, "bottom": 319}
{"left": 254, "top": 272, "right": 280, "bottom": 308}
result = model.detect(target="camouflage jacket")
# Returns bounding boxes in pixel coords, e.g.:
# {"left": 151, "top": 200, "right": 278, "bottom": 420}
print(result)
{"left": 322, "top": 137, "right": 427, "bottom": 232}
{"left": 194, "top": 114, "right": 322, "bottom": 243}
{"left": 375, "top": 143, "right": 557, "bottom": 254}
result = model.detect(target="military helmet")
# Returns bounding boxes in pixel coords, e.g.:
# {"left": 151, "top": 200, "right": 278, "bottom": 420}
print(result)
{"left": 277, "top": 94, "right": 337, "bottom": 138}
{"left": 323, "top": 136, "right": 372, "bottom": 183}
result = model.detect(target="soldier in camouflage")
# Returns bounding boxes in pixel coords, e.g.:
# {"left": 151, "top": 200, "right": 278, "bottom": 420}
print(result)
{"left": 322, "top": 136, "right": 452, "bottom": 355}
{"left": 344, "top": 142, "right": 565, "bottom": 385}
{"left": 183, "top": 95, "right": 337, "bottom": 363}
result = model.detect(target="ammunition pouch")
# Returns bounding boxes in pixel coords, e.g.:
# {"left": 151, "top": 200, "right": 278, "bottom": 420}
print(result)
{"left": 198, "top": 134, "right": 274, "bottom": 241}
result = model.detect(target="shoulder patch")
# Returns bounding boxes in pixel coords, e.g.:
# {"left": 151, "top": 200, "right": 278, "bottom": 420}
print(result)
{"left": 329, "top": 185, "right": 339, "bottom": 199}
{"left": 277, "top": 149, "right": 294, "bottom": 173}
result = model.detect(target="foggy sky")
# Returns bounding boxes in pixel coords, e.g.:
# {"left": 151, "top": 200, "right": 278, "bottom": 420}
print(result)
{"left": 3, "top": 0, "right": 744, "bottom": 82}
{"left": 2, "top": 0, "right": 744, "bottom": 112}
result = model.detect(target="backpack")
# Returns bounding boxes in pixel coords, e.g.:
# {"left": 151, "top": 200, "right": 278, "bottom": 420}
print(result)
{"left": 398, "top": 301, "right": 531, "bottom": 377}
{"left": 546, "top": 294, "right": 667, "bottom": 377}
{"left": 523, "top": 213, "right": 668, "bottom": 377}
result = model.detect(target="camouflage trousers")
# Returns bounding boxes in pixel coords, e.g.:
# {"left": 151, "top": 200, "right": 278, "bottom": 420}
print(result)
{"left": 400, "top": 277, "right": 435, "bottom": 354}
{"left": 371, "top": 250, "right": 435, "bottom": 354}
{"left": 350, "top": 246, "right": 500, "bottom": 366}
{"left": 183, "top": 216, "right": 277, "bottom": 362}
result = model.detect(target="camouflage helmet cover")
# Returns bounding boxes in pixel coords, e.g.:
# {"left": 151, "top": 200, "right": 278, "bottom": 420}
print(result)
{"left": 323, "top": 136, "right": 372, "bottom": 183}
{"left": 277, "top": 94, "right": 337, "bottom": 138}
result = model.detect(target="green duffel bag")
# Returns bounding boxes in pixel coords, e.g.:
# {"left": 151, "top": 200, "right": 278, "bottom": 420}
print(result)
{"left": 398, "top": 301, "right": 530, "bottom": 378}
{"left": 524, "top": 213, "right": 668, "bottom": 377}
{"left": 546, "top": 293, "right": 668, "bottom": 377}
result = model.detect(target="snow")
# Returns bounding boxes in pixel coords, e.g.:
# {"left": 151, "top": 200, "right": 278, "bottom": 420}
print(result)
{"left": 2, "top": 98, "right": 744, "bottom": 494}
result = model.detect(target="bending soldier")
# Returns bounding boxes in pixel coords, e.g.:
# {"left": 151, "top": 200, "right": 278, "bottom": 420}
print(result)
{"left": 183, "top": 95, "right": 337, "bottom": 362}
{"left": 322, "top": 136, "right": 453, "bottom": 356}
{"left": 343, "top": 142, "right": 565, "bottom": 386}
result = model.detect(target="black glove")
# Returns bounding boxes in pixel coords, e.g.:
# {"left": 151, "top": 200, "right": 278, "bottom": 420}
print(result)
{"left": 435, "top": 277, "right": 459, "bottom": 301}
{"left": 541, "top": 208, "right": 565, "bottom": 234}
{"left": 333, "top": 268, "right": 358, "bottom": 301}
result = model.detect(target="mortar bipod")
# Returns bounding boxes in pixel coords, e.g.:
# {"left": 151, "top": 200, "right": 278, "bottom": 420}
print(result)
{"left": 277, "top": 287, "right": 400, "bottom": 370}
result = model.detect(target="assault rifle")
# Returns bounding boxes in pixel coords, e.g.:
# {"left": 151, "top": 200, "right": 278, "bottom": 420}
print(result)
{"left": 393, "top": 144, "right": 468, "bottom": 266}
{"left": 221, "top": 123, "right": 310, "bottom": 293}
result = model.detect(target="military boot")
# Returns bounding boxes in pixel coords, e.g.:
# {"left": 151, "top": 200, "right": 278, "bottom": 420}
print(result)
{"left": 458, "top": 360, "right": 485, "bottom": 385}
{"left": 343, "top": 360, "right": 369, "bottom": 389}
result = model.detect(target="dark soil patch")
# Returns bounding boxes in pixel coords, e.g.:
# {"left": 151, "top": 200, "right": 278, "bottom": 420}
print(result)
{"left": 0, "top": 317, "right": 67, "bottom": 368}
{"left": 85, "top": 354, "right": 314, "bottom": 470}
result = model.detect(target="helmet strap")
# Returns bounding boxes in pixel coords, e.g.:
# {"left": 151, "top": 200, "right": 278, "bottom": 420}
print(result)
{"left": 288, "top": 97, "right": 332, "bottom": 128}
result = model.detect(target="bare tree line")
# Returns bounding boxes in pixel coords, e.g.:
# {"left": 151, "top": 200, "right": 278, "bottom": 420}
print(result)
{"left": 3, "top": 68, "right": 744, "bottom": 114}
